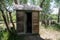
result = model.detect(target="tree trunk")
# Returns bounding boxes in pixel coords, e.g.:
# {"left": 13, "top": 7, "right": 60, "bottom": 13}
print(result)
{"left": 58, "top": 8, "right": 60, "bottom": 23}
{"left": 1, "top": 10, "right": 11, "bottom": 32}
{"left": 14, "top": 0, "right": 18, "bottom": 4}
{"left": 40, "top": 0, "right": 45, "bottom": 8}
{"left": 14, "top": 0, "right": 20, "bottom": 4}
{"left": 6, "top": 11, "right": 10, "bottom": 25}
{"left": 9, "top": 12, "right": 15, "bottom": 29}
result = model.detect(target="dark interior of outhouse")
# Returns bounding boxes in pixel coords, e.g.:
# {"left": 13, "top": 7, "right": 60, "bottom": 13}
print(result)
{"left": 26, "top": 11, "right": 32, "bottom": 33}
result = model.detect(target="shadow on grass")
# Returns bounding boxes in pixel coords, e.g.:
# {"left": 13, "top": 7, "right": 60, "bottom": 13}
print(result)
{"left": 7, "top": 33, "right": 25, "bottom": 40}
{"left": 7, "top": 28, "right": 25, "bottom": 40}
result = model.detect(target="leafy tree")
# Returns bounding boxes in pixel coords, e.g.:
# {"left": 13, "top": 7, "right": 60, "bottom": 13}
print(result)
{"left": 54, "top": 0, "right": 60, "bottom": 23}
{"left": 0, "top": 0, "right": 15, "bottom": 33}
{"left": 0, "top": 0, "right": 10, "bottom": 32}
{"left": 39, "top": 0, "right": 51, "bottom": 25}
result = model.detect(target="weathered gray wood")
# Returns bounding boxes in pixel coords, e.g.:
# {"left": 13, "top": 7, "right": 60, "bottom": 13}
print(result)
{"left": 16, "top": 10, "right": 25, "bottom": 33}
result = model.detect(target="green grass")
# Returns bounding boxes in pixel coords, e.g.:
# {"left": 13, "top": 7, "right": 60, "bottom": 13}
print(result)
{"left": 0, "top": 30, "right": 9, "bottom": 40}
{"left": 51, "top": 24, "right": 60, "bottom": 31}
{"left": 0, "top": 28, "right": 25, "bottom": 40}
{"left": 42, "top": 24, "right": 60, "bottom": 31}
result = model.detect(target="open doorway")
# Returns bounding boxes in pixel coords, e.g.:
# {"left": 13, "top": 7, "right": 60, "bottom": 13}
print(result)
{"left": 26, "top": 11, "right": 32, "bottom": 33}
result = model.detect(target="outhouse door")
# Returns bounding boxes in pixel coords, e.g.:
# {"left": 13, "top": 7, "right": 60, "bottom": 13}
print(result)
{"left": 25, "top": 11, "right": 32, "bottom": 33}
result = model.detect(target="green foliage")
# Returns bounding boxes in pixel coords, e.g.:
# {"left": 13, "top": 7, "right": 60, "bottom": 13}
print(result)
{"left": 42, "top": 0, "right": 51, "bottom": 13}
{"left": 53, "top": 24, "right": 60, "bottom": 31}
{"left": 12, "top": 12, "right": 16, "bottom": 22}
{"left": 29, "top": 0, "right": 36, "bottom": 5}
{"left": 0, "top": 29, "right": 24, "bottom": 40}
{"left": 0, "top": 30, "right": 9, "bottom": 40}
{"left": 39, "top": 0, "right": 51, "bottom": 21}
{"left": 0, "top": 11, "right": 3, "bottom": 21}
{"left": 5, "top": 0, "right": 13, "bottom": 6}
{"left": 55, "top": 0, "right": 60, "bottom": 7}
{"left": 0, "top": 0, "right": 6, "bottom": 10}
{"left": 36, "top": 0, "right": 42, "bottom": 5}
{"left": 47, "top": 23, "right": 60, "bottom": 31}
{"left": 32, "top": 0, "right": 36, "bottom": 5}
{"left": 50, "top": 14, "right": 58, "bottom": 20}
{"left": 22, "top": 0, "right": 27, "bottom": 4}
{"left": 20, "top": 0, "right": 27, "bottom": 4}
{"left": 0, "top": 0, "right": 13, "bottom": 10}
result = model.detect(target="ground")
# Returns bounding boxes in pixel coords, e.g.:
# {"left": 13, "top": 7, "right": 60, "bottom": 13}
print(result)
{"left": 39, "top": 22, "right": 60, "bottom": 40}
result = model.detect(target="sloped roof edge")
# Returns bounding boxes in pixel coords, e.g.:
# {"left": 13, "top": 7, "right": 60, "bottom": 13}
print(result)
{"left": 13, "top": 4, "right": 42, "bottom": 11}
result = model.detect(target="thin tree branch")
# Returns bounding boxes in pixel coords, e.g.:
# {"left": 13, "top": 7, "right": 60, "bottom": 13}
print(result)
{"left": 14, "top": 0, "right": 18, "bottom": 4}
{"left": 40, "top": 0, "right": 45, "bottom": 8}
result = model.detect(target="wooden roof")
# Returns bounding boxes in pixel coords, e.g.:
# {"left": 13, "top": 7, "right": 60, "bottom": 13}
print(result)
{"left": 13, "top": 4, "right": 42, "bottom": 11}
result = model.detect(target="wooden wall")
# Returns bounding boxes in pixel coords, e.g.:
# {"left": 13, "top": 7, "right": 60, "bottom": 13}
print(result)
{"left": 32, "top": 12, "right": 39, "bottom": 34}
{"left": 16, "top": 10, "right": 25, "bottom": 33}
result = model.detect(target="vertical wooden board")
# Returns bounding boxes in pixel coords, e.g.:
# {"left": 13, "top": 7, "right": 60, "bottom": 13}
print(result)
{"left": 32, "top": 12, "right": 39, "bottom": 33}
{"left": 16, "top": 10, "right": 24, "bottom": 33}
{"left": 17, "top": 22, "right": 24, "bottom": 32}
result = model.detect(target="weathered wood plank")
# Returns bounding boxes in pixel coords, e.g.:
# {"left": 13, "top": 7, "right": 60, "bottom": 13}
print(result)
{"left": 32, "top": 12, "right": 39, "bottom": 33}
{"left": 16, "top": 11, "right": 25, "bottom": 32}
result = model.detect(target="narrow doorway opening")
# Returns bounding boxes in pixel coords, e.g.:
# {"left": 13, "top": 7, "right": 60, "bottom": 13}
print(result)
{"left": 26, "top": 11, "right": 32, "bottom": 33}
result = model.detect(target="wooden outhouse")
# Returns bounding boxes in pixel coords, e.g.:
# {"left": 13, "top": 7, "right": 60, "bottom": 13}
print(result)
{"left": 14, "top": 4, "right": 42, "bottom": 34}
